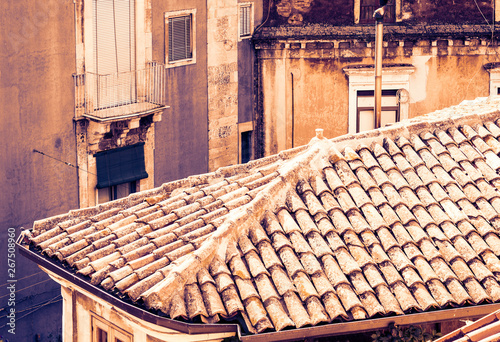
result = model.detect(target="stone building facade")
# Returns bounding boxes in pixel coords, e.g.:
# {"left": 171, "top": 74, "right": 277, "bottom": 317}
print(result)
{"left": 253, "top": 0, "right": 500, "bottom": 156}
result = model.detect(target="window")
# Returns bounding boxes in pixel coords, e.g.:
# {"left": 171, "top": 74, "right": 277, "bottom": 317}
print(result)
{"left": 484, "top": 63, "right": 500, "bottom": 96}
{"left": 241, "top": 131, "right": 252, "bottom": 163}
{"left": 92, "top": 0, "right": 137, "bottom": 108}
{"left": 92, "top": 315, "right": 132, "bottom": 342}
{"left": 239, "top": 3, "right": 253, "bottom": 39}
{"left": 93, "top": 0, "right": 136, "bottom": 75}
{"left": 356, "top": 90, "right": 399, "bottom": 132}
{"left": 94, "top": 142, "right": 148, "bottom": 203}
{"left": 355, "top": 0, "right": 398, "bottom": 24}
{"left": 98, "top": 181, "right": 137, "bottom": 203}
{"left": 165, "top": 9, "right": 196, "bottom": 67}
{"left": 343, "top": 65, "right": 414, "bottom": 134}
{"left": 238, "top": 121, "right": 253, "bottom": 163}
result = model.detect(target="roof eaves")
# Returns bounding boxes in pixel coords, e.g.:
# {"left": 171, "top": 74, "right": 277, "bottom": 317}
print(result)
{"left": 241, "top": 304, "right": 500, "bottom": 342}
{"left": 16, "top": 233, "right": 241, "bottom": 337}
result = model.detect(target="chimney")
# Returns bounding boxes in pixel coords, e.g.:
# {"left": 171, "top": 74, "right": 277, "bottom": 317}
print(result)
{"left": 309, "top": 128, "right": 327, "bottom": 145}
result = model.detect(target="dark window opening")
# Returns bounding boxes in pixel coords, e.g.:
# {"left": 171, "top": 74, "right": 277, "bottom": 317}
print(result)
{"left": 168, "top": 15, "right": 192, "bottom": 62}
{"left": 98, "top": 181, "right": 137, "bottom": 203}
{"left": 360, "top": 0, "right": 396, "bottom": 24}
{"left": 241, "top": 131, "right": 252, "bottom": 164}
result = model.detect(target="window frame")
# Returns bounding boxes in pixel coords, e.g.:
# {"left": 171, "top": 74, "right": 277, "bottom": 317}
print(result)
{"left": 164, "top": 9, "right": 197, "bottom": 68}
{"left": 354, "top": 0, "right": 401, "bottom": 24}
{"left": 97, "top": 180, "right": 138, "bottom": 204}
{"left": 356, "top": 90, "right": 400, "bottom": 133}
{"left": 343, "top": 65, "right": 415, "bottom": 134}
{"left": 238, "top": 2, "right": 254, "bottom": 41}
{"left": 358, "top": 0, "right": 395, "bottom": 24}
{"left": 485, "top": 65, "right": 500, "bottom": 96}
{"left": 91, "top": 314, "right": 133, "bottom": 342}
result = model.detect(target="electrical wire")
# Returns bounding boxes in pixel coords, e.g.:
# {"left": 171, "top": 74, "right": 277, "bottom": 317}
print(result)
{"left": 0, "top": 278, "right": 53, "bottom": 300}
{"left": 0, "top": 271, "right": 45, "bottom": 289}
{"left": 33, "top": 149, "right": 96, "bottom": 175}
{"left": 0, "top": 296, "right": 62, "bottom": 330}
{"left": 473, "top": 0, "right": 492, "bottom": 30}
{"left": 461, "top": 0, "right": 499, "bottom": 101}
{"left": 0, "top": 295, "right": 62, "bottom": 320}
{"left": 254, "top": 0, "right": 273, "bottom": 33}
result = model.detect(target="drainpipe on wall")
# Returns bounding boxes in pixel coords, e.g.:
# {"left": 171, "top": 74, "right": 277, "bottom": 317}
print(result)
{"left": 374, "top": 1, "right": 387, "bottom": 129}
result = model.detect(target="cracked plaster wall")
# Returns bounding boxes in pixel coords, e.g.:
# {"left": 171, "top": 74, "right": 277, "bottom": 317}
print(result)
{"left": 258, "top": 40, "right": 496, "bottom": 156}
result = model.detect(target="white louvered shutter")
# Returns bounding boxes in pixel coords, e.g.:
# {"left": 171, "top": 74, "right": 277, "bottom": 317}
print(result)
{"left": 240, "top": 5, "right": 251, "bottom": 37}
{"left": 93, "top": 0, "right": 135, "bottom": 75}
{"left": 169, "top": 15, "right": 192, "bottom": 62}
{"left": 93, "top": 0, "right": 136, "bottom": 108}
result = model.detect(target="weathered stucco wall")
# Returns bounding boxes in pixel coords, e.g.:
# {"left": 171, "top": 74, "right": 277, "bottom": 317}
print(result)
{"left": 57, "top": 278, "right": 237, "bottom": 342}
{"left": 258, "top": 38, "right": 494, "bottom": 156}
{"left": 0, "top": 1, "right": 77, "bottom": 340}
{"left": 152, "top": 0, "right": 210, "bottom": 183}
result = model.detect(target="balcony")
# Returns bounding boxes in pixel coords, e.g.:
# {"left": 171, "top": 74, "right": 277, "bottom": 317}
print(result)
{"left": 73, "top": 62, "right": 168, "bottom": 121}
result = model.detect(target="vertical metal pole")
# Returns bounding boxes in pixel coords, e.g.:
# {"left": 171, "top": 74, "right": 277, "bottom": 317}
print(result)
{"left": 374, "top": 16, "right": 383, "bottom": 129}
{"left": 291, "top": 72, "right": 295, "bottom": 148}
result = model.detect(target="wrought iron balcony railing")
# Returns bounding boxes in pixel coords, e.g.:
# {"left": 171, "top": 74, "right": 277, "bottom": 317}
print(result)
{"left": 73, "top": 62, "right": 167, "bottom": 121}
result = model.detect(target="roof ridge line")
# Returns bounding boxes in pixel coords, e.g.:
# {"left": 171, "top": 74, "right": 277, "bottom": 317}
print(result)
{"left": 139, "top": 140, "right": 335, "bottom": 314}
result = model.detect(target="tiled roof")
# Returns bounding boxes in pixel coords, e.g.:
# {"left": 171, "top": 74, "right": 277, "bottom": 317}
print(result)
{"left": 21, "top": 97, "right": 500, "bottom": 335}
{"left": 436, "top": 308, "right": 500, "bottom": 342}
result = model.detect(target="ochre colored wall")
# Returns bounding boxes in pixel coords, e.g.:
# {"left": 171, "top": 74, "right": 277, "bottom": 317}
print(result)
{"left": 288, "top": 57, "right": 350, "bottom": 147}
{"left": 410, "top": 55, "right": 490, "bottom": 116}
{"left": 58, "top": 281, "right": 237, "bottom": 342}
{"left": 258, "top": 41, "right": 493, "bottom": 156}
{"left": 0, "top": 1, "right": 77, "bottom": 340}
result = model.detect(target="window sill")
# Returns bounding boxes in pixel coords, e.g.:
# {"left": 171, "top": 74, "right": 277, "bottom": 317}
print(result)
{"left": 166, "top": 58, "right": 196, "bottom": 68}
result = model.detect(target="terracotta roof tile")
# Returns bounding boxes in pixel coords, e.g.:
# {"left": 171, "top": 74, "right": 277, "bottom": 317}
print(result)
{"left": 307, "top": 231, "right": 334, "bottom": 258}
{"left": 283, "top": 291, "right": 312, "bottom": 328}
{"left": 305, "top": 296, "right": 330, "bottom": 325}
{"left": 264, "top": 297, "right": 294, "bottom": 331}
{"left": 23, "top": 97, "right": 500, "bottom": 335}
{"left": 221, "top": 285, "right": 244, "bottom": 316}
{"left": 316, "top": 217, "right": 335, "bottom": 236}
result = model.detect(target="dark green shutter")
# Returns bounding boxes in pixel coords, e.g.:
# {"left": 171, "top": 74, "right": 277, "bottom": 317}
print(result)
{"left": 95, "top": 142, "right": 148, "bottom": 189}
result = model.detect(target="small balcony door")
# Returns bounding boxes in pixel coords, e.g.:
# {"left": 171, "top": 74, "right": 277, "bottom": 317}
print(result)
{"left": 93, "top": 0, "right": 136, "bottom": 109}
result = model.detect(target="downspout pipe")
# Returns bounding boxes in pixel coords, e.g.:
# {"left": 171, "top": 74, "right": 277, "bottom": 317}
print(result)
{"left": 374, "top": 1, "right": 387, "bottom": 129}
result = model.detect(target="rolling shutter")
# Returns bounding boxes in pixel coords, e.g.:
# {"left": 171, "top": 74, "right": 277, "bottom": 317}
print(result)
{"left": 168, "top": 15, "right": 192, "bottom": 62}
{"left": 94, "top": 143, "right": 148, "bottom": 189}
{"left": 93, "top": 0, "right": 136, "bottom": 75}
